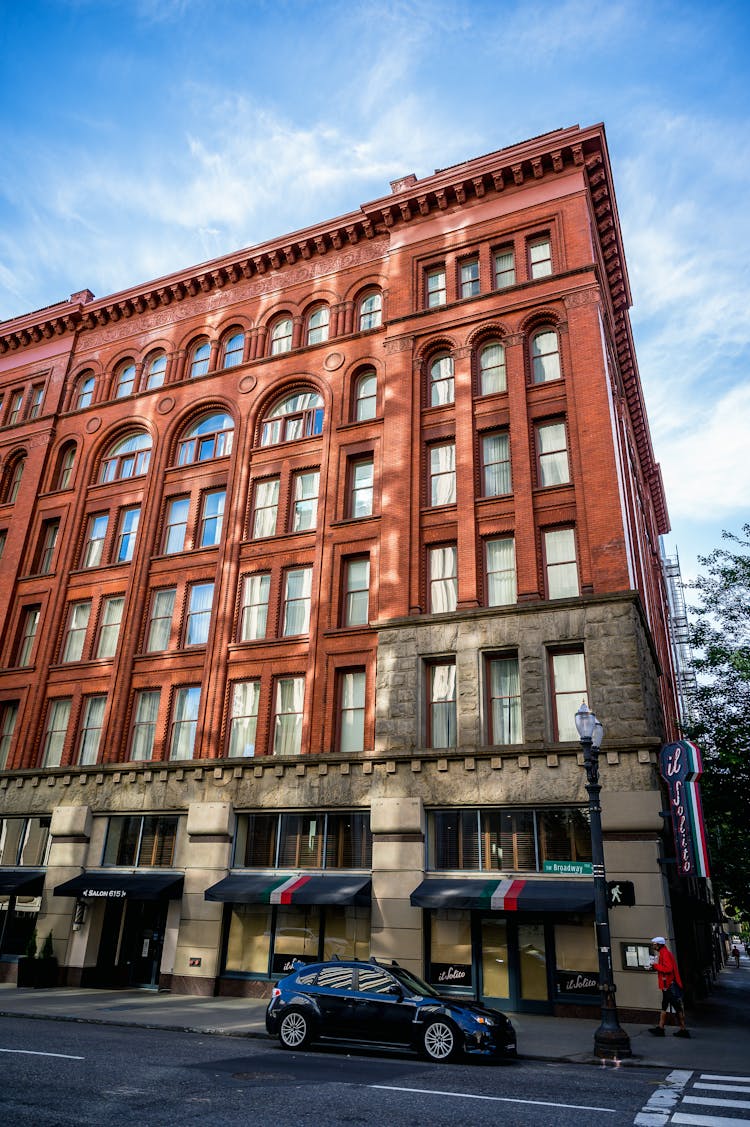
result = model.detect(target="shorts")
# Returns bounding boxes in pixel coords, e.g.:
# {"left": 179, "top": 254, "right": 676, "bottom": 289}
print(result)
{"left": 662, "top": 984, "right": 684, "bottom": 1013}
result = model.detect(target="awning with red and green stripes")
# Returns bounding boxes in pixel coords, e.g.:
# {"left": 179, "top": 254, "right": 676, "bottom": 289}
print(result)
{"left": 410, "top": 877, "right": 594, "bottom": 912}
{"left": 204, "top": 873, "right": 371, "bottom": 906}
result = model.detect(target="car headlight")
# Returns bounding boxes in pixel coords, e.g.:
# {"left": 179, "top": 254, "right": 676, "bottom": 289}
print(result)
{"left": 474, "top": 1016, "right": 495, "bottom": 1026}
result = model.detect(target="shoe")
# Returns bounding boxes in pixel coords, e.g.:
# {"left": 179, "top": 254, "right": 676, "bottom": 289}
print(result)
{"left": 674, "top": 1029, "right": 691, "bottom": 1038}
{"left": 648, "top": 1026, "right": 665, "bottom": 1036}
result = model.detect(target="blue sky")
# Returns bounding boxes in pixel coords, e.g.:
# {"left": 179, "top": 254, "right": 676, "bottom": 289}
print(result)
{"left": 1, "top": 0, "right": 748, "bottom": 589}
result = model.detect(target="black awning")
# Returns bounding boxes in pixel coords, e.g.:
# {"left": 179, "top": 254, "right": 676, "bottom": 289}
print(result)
{"left": 0, "top": 868, "right": 45, "bottom": 896}
{"left": 410, "top": 876, "right": 594, "bottom": 913}
{"left": 54, "top": 871, "right": 184, "bottom": 901}
{"left": 204, "top": 872, "right": 372, "bottom": 906}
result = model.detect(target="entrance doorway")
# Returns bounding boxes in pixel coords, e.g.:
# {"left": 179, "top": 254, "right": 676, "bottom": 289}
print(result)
{"left": 480, "top": 917, "right": 550, "bottom": 1012}
{"left": 95, "top": 899, "right": 167, "bottom": 988}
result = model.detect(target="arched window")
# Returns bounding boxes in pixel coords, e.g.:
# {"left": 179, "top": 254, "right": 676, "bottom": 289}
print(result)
{"left": 429, "top": 353, "right": 454, "bottom": 406}
{"left": 306, "top": 305, "right": 329, "bottom": 346}
{"left": 74, "top": 371, "right": 95, "bottom": 410}
{"left": 222, "top": 329, "right": 245, "bottom": 369}
{"left": 353, "top": 369, "right": 377, "bottom": 422}
{"left": 531, "top": 328, "right": 561, "bottom": 383}
{"left": 270, "top": 317, "right": 293, "bottom": 355}
{"left": 359, "top": 290, "right": 382, "bottom": 331}
{"left": 99, "top": 432, "right": 152, "bottom": 484}
{"left": 2, "top": 455, "right": 25, "bottom": 504}
{"left": 261, "top": 390, "right": 324, "bottom": 447}
{"left": 478, "top": 341, "right": 507, "bottom": 395}
{"left": 189, "top": 339, "right": 211, "bottom": 379}
{"left": 177, "top": 412, "right": 235, "bottom": 466}
{"left": 115, "top": 360, "right": 136, "bottom": 398}
{"left": 54, "top": 442, "right": 77, "bottom": 490}
{"left": 144, "top": 351, "right": 167, "bottom": 390}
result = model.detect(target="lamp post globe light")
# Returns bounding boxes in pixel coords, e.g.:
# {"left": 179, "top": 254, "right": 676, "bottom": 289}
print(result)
{"left": 575, "top": 702, "right": 632, "bottom": 1059}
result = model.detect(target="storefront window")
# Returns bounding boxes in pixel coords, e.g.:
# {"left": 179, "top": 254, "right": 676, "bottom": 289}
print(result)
{"left": 481, "top": 918, "right": 509, "bottom": 998}
{"left": 323, "top": 906, "right": 370, "bottom": 961}
{"left": 429, "top": 909, "right": 473, "bottom": 990}
{"left": 278, "top": 815, "right": 324, "bottom": 869}
{"left": 225, "top": 904, "right": 272, "bottom": 975}
{"left": 272, "top": 905, "right": 321, "bottom": 973}
{"left": 554, "top": 917, "right": 598, "bottom": 996}
{"left": 232, "top": 811, "right": 372, "bottom": 870}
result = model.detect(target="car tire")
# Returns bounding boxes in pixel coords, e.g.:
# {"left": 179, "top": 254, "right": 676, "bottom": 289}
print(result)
{"left": 278, "top": 1007, "right": 313, "bottom": 1050}
{"left": 421, "top": 1018, "right": 458, "bottom": 1062}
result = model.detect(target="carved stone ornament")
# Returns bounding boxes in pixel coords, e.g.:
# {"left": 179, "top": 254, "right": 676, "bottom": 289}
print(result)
{"left": 323, "top": 352, "right": 344, "bottom": 371}
{"left": 157, "top": 396, "right": 175, "bottom": 414}
{"left": 85, "top": 416, "right": 102, "bottom": 433}
{"left": 238, "top": 374, "right": 257, "bottom": 393}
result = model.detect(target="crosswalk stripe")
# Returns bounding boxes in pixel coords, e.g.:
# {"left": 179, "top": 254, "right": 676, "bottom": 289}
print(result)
{"left": 695, "top": 1084, "right": 750, "bottom": 1094}
{"left": 684, "top": 1095, "right": 750, "bottom": 1110}
{"left": 699, "top": 1075, "right": 750, "bottom": 1084}
{"left": 673, "top": 1114, "right": 750, "bottom": 1126}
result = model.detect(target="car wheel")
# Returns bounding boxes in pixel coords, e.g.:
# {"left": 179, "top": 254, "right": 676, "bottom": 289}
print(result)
{"left": 278, "top": 1007, "right": 313, "bottom": 1050}
{"left": 421, "top": 1018, "right": 458, "bottom": 1062}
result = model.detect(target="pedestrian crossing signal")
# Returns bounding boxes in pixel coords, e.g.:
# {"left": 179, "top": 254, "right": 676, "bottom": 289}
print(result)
{"left": 607, "top": 880, "right": 635, "bottom": 907}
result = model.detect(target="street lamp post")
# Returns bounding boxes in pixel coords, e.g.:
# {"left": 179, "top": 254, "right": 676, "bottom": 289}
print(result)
{"left": 575, "top": 702, "right": 632, "bottom": 1060}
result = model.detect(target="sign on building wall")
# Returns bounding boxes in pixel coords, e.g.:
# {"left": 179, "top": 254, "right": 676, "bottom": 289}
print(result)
{"left": 658, "top": 740, "right": 711, "bottom": 878}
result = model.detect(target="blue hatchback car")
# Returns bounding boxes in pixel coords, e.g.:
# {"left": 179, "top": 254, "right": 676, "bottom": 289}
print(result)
{"left": 266, "top": 958, "right": 517, "bottom": 1063}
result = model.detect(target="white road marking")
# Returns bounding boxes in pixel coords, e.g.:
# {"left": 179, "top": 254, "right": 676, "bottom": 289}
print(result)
{"left": 0, "top": 1048, "right": 85, "bottom": 1060}
{"left": 695, "top": 1083, "right": 750, "bottom": 1094}
{"left": 369, "top": 1083, "right": 616, "bottom": 1113}
{"left": 684, "top": 1094, "right": 750, "bottom": 1110}
{"left": 699, "top": 1075, "right": 750, "bottom": 1084}
{"left": 673, "top": 1115, "right": 750, "bottom": 1126}
{"left": 633, "top": 1068, "right": 693, "bottom": 1126}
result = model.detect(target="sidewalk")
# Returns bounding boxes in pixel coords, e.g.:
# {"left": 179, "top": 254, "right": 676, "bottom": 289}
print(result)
{"left": 2, "top": 959, "right": 749, "bottom": 1071}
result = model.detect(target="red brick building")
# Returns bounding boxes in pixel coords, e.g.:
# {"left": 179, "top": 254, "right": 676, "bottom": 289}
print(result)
{"left": 0, "top": 124, "right": 710, "bottom": 1014}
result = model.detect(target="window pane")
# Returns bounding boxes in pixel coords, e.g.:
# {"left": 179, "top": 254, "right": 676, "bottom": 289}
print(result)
{"left": 482, "top": 432, "right": 511, "bottom": 496}
{"left": 225, "top": 904, "right": 272, "bottom": 973}
{"left": 186, "top": 583, "right": 214, "bottom": 645}
{"left": 200, "top": 490, "right": 225, "bottom": 547}
{"left": 62, "top": 602, "right": 91, "bottom": 662}
{"left": 545, "top": 529, "right": 579, "bottom": 598}
{"left": 429, "top": 354, "right": 454, "bottom": 406}
{"left": 552, "top": 652, "right": 587, "bottom": 740}
{"left": 486, "top": 538, "right": 516, "bottom": 606}
{"left": 339, "top": 670, "right": 365, "bottom": 753}
{"left": 131, "top": 690, "right": 160, "bottom": 760}
{"left": 278, "top": 814, "right": 323, "bottom": 868}
{"left": 354, "top": 371, "right": 377, "bottom": 420}
{"left": 147, "top": 588, "right": 176, "bottom": 652}
{"left": 529, "top": 237, "right": 552, "bottom": 278}
{"left": 283, "top": 567, "right": 312, "bottom": 635}
{"left": 359, "top": 292, "right": 382, "bottom": 331}
{"left": 270, "top": 318, "right": 293, "bottom": 355}
{"left": 164, "top": 498, "right": 189, "bottom": 554}
{"left": 494, "top": 248, "right": 516, "bottom": 289}
{"left": 538, "top": 423, "right": 570, "bottom": 487}
{"left": 96, "top": 596, "right": 124, "bottom": 659}
{"left": 236, "top": 813, "right": 278, "bottom": 867}
{"left": 252, "top": 478, "right": 279, "bottom": 537}
{"left": 532, "top": 330, "right": 561, "bottom": 383}
{"left": 426, "top": 268, "right": 446, "bottom": 308}
{"left": 78, "top": 695, "right": 106, "bottom": 765}
{"left": 228, "top": 681, "right": 260, "bottom": 758}
{"left": 292, "top": 472, "right": 319, "bottom": 532}
{"left": 479, "top": 342, "right": 506, "bottom": 395}
{"left": 42, "top": 699, "right": 71, "bottom": 767}
{"left": 350, "top": 459, "right": 374, "bottom": 518}
{"left": 538, "top": 808, "right": 592, "bottom": 865}
{"left": 273, "top": 677, "right": 304, "bottom": 755}
{"left": 344, "top": 557, "right": 370, "bottom": 626}
{"left": 170, "top": 686, "right": 200, "bottom": 760}
{"left": 430, "top": 663, "right": 456, "bottom": 748}
{"left": 488, "top": 656, "right": 522, "bottom": 744}
{"left": 460, "top": 257, "right": 480, "bottom": 298}
{"left": 240, "top": 573, "right": 270, "bottom": 641}
{"left": 429, "top": 810, "right": 479, "bottom": 870}
{"left": 82, "top": 515, "right": 108, "bottom": 567}
{"left": 324, "top": 813, "right": 372, "bottom": 869}
{"left": 429, "top": 546, "right": 457, "bottom": 613}
{"left": 430, "top": 444, "right": 456, "bottom": 506}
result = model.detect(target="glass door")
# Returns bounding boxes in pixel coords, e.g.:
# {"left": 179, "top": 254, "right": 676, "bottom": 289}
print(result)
{"left": 479, "top": 916, "right": 553, "bottom": 1013}
{"left": 480, "top": 917, "right": 511, "bottom": 1004}
{"left": 517, "top": 922, "right": 548, "bottom": 1006}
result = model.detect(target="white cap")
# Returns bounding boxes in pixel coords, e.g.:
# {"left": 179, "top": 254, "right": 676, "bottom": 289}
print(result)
{"left": 651, "top": 936, "right": 666, "bottom": 946}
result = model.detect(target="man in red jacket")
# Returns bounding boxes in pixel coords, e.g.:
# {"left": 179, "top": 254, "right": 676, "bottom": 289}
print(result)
{"left": 649, "top": 936, "right": 690, "bottom": 1037}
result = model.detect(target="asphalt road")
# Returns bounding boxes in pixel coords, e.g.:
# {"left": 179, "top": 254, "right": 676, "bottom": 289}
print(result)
{"left": 0, "top": 1015, "right": 678, "bottom": 1126}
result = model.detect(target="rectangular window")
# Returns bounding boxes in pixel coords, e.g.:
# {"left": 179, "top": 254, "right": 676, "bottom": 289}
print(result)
{"left": 116, "top": 507, "right": 140, "bottom": 563}
{"left": 537, "top": 422, "right": 570, "bottom": 487}
{"left": 8, "top": 390, "right": 23, "bottom": 425}
{"left": 278, "top": 813, "right": 324, "bottom": 868}
{"left": 273, "top": 676, "right": 305, "bottom": 755}
{"left": 486, "top": 537, "right": 517, "bottom": 606}
{"left": 96, "top": 595, "right": 124, "bottom": 659}
{"left": 459, "top": 257, "right": 480, "bottom": 298}
{"left": 429, "top": 545, "right": 457, "bottom": 613}
{"left": 0, "top": 701, "right": 19, "bottom": 770}
{"left": 291, "top": 471, "right": 319, "bottom": 532}
{"left": 282, "top": 567, "right": 312, "bottom": 636}
{"left": 0, "top": 529, "right": 6, "bottom": 559}
{"left": 544, "top": 528, "right": 579, "bottom": 598}
{"left": 228, "top": 680, "right": 261, "bottom": 758}
{"left": 429, "top": 443, "right": 456, "bottom": 506}
{"left": 324, "top": 812, "right": 372, "bottom": 869}
{"left": 82, "top": 513, "right": 109, "bottom": 568}
{"left": 42, "top": 698, "right": 71, "bottom": 767}
{"left": 339, "top": 669, "right": 365, "bottom": 754}
{"left": 199, "top": 489, "right": 225, "bottom": 547}
{"left": 130, "top": 690, "right": 160, "bottom": 761}
{"left": 146, "top": 588, "right": 176, "bottom": 652}
{"left": 61, "top": 601, "right": 91, "bottom": 662}
{"left": 252, "top": 478, "right": 280, "bottom": 538}
{"left": 342, "top": 556, "right": 370, "bottom": 627}
{"left": 78, "top": 695, "right": 106, "bottom": 766}
{"left": 170, "top": 686, "right": 201, "bottom": 760}
{"left": 185, "top": 582, "right": 214, "bottom": 646}
{"left": 494, "top": 246, "right": 516, "bottom": 289}
{"left": 487, "top": 655, "right": 522, "bottom": 744}
{"left": 551, "top": 650, "right": 587, "bottom": 741}
{"left": 163, "top": 497, "right": 189, "bottom": 554}
{"left": 428, "top": 661, "right": 456, "bottom": 749}
{"left": 429, "top": 354, "right": 454, "bottom": 406}
{"left": 16, "top": 606, "right": 41, "bottom": 666}
{"left": 425, "top": 266, "right": 446, "bottom": 308}
{"left": 28, "top": 385, "right": 44, "bottom": 419}
{"left": 529, "top": 236, "right": 553, "bottom": 278}
{"left": 0, "top": 816, "right": 51, "bottom": 868}
{"left": 482, "top": 432, "right": 511, "bottom": 496}
{"left": 240, "top": 573, "right": 271, "bottom": 641}
{"left": 348, "top": 457, "right": 374, "bottom": 518}
{"left": 103, "top": 815, "right": 177, "bottom": 867}
{"left": 36, "top": 519, "right": 60, "bottom": 574}
{"left": 538, "top": 808, "right": 592, "bottom": 866}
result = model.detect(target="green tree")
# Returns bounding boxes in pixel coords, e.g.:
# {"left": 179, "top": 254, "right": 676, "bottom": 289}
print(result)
{"left": 685, "top": 523, "right": 750, "bottom": 924}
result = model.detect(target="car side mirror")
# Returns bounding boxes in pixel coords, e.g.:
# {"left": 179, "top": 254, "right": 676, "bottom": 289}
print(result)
{"left": 388, "top": 983, "right": 404, "bottom": 998}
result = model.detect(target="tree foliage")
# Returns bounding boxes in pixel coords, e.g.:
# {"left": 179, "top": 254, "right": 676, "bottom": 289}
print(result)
{"left": 684, "top": 523, "right": 750, "bottom": 924}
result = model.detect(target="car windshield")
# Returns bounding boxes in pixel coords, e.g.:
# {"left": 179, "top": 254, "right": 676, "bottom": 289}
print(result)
{"left": 389, "top": 965, "right": 442, "bottom": 998}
